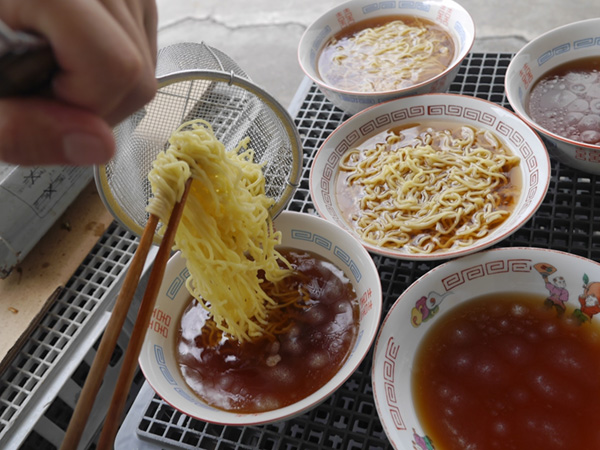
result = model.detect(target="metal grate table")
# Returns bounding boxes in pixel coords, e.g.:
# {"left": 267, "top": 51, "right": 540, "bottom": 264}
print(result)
{"left": 115, "top": 52, "right": 600, "bottom": 449}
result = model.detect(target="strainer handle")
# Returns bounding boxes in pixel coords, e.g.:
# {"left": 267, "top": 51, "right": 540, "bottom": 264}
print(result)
{"left": 0, "top": 20, "right": 56, "bottom": 97}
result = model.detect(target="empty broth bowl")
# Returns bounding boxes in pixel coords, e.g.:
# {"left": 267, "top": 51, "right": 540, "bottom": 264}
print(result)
{"left": 373, "top": 247, "right": 600, "bottom": 449}
{"left": 298, "top": 0, "right": 475, "bottom": 115}
{"left": 138, "top": 211, "right": 382, "bottom": 425}
{"left": 506, "top": 18, "right": 600, "bottom": 174}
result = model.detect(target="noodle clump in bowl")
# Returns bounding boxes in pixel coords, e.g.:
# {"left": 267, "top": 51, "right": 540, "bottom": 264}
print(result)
{"left": 298, "top": 0, "right": 475, "bottom": 115}
{"left": 310, "top": 93, "right": 551, "bottom": 261}
{"left": 138, "top": 120, "right": 382, "bottom": 425}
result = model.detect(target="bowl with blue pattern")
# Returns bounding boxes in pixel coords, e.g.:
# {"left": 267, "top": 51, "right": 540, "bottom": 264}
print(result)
{"left": 506, "top": 18, "right": 600, "bottom": 174}
{"left": 138, "top": 210, "right": 382, "bottom": 425}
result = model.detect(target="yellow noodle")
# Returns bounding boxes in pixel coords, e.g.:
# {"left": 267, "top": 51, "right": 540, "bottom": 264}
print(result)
{"left": 338, "top": 124, "right": 521, "bottom": 254}
{"left": 146, "top": 119, "right": 292, "bottom": 342}
{"left": 319, "top": 17, "right": 454, "bottom": 92}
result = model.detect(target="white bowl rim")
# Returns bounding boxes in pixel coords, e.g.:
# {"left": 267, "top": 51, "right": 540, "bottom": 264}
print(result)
{"left": 139, "top": 353, "right": 358, "bottom": 426}
{"left": 309, "top": 92, "right": 551, "bottom": 261}
{"left": 371, "top": 245, "right": 600, "bottom": 447}
{"left": 505, "top": 17, "right": 600, "bottom": 151}
{"left": 139, "top": 210, "right": 384, "bottom": 426}
{"left": 297, "top": 0, "right": 475, "bottom": 97}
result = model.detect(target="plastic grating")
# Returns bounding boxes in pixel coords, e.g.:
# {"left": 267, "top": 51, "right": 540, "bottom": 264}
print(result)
{"left": 124, "top": 52, "right": 600, "bottom": 449}
{"left": 0, "top": 221, "right": 149, "bottom": 449}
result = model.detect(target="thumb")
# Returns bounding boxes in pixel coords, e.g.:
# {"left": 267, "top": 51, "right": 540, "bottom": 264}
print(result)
{"left": 0, "top": 98, "right": 115, "bottom": 166}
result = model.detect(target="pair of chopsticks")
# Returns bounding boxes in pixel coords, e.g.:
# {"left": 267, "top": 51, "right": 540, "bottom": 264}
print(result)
{"left": 61, "top": 178, "right": 192, "bottom": 450}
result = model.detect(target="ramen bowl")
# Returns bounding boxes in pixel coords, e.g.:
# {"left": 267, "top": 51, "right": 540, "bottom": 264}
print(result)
{"left": 297, "top": 0, "right": 475, "bottom": 115}
{"left": 310, "top": 93, "right": 551, "bottom": 261}
{"left": 372, "top": 247, "right": 600, "bottom": 449}
{"left": 506, "top": 18, "right": 600, "bottom": 174}
{"left": 138, "top": 210, "right": 382, "bottom": 425}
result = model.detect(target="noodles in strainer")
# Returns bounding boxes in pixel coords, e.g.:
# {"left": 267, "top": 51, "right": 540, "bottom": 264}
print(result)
{"left": 146, "top": 119, "right": 292, "bottom": 342}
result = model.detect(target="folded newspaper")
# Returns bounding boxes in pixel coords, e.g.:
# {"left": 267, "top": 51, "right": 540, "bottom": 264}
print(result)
{"left": 0, "top": 164, "right": 92, "bottom": 278}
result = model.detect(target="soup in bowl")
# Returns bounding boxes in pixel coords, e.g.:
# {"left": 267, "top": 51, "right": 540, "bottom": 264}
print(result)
{"left": 506, "top": 18, "right": 600, "bottom": 174}
{"left": 298, "top": 0, "right": 475, "bottom": 115}
{"left": 138, "top": 211, "right": 382, "bottom": 425}
{"left": 373, "top": 247, "right": 600, "bottom": 449}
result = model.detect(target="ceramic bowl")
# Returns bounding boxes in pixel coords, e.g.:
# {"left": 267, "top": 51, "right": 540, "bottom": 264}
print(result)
{"left": 505, "top": 18, "right": 600, "bottom": 174}
{"left": 372, "top": 246, "right": 600, "bottom": 448}
{"left": 310, "top": 93, "right": 551, "bottom": 261}
{"left": 138, "top": 210, "right": 382, "bottom": 425}
{"left": 297, "top": 0, "right": 475, "bottom": 115}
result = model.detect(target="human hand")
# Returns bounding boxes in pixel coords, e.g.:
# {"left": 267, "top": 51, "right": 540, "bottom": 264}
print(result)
{"left": 0, "top": 0, "right": 158, "bottom": 166}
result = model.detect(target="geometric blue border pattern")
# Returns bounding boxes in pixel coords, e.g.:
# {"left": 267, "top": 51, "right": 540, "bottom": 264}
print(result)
{"left": 154, "top": 344, "right": 176, "bottom": 385}
{"left": 153, "top": 344, "right": 212, "bottom": 409}
{"left": 166, "top": 266, "right": 190, "bottom": 300}
{"left": 537, "top": 36, "right": 600, "bottom": 67}
{"left": 363, "top": 1, "right": 432, "bottom": 14}
{"left": 291, "top": 229, "right": 332, "bottom": 250}
{"left": 163, "top": 229, "right": 364, "bottom": 299}
{"left": 291, "top": 228, "right": 363, "bottom": 282}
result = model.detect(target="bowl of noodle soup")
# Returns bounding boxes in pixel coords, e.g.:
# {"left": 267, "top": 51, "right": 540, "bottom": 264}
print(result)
{"left": 310, "top": 93, "right": 551, "bottom": 261}
{"left": 297, "top": 0, "right": 475, "bottom": 115}
{"left": 139, "top": 210, "right": 382, "bottom": 425}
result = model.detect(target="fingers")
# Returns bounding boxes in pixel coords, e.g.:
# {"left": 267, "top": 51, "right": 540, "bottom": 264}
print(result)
{"left": 0, "top": 0, "right": 158, "bottom": 166}
{"left": 0, "top": 0, "right": 158, "bottom": 126}
{"left": 0, "top": 98, "right": 115, "bottom": 166}
{"left": 97, "top": 0, "right": 159, "bottom": 124}
{"left": 111, "top": 0, "right": 158, "bottom": 66}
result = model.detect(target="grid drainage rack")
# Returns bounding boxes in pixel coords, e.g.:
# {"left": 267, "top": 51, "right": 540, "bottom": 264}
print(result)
{"left": 0, "top": 222, "right": 158, "bottom": 450}
{"left": 3, "top": 52, "right": 600, "bottom": 450}
{"left": 115, "top": 52, "right": 600, "bottom": 449}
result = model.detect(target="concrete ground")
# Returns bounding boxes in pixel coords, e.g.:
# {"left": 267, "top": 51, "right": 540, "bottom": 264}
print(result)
{"left": 155, "top": 0, "right": 595, "bottom": 109}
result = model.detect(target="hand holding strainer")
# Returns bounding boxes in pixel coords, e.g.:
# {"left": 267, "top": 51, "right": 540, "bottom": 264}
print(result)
{"left": 63, "top": 42, "right": 303, "bottom": 449}
{"left": 95, "top": 42, "right": 302, "bottom": 240}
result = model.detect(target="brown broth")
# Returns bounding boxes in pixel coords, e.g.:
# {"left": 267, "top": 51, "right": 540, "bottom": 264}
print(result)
{"left": 175, "top": 247, "right": 359, "bottom": 413}
{"left": 412, "top": 292, "right": 600, "bottom": 449}
{"left": 317, "top": 15, "right": 454, "bottom": 93}
{"left": 527, "top": 56, "right": 600, "bottom": 145}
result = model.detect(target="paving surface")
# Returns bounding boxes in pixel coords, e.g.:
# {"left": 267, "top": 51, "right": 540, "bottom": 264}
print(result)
{"left": 155, "top": 1, "right": 595, "bottom": 109}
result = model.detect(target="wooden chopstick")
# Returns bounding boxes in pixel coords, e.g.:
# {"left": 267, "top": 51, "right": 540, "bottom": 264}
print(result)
{"left": 60, "top": 178, "right": 192, "bottom": 450}
{"left": 60, "top": 215, "right": 159, "bottom": 450}
{"left": 96, "top": 178, "right": 192, "bottom": 449}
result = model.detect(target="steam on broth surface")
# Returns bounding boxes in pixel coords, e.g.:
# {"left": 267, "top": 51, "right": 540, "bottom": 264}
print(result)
{"left": 335, "top": 121, "right": 521, "bottom": 254}
{"left": 527, "top": 56, "right": 600, "bottom": 145}
{"left": 317, "top": 15, "right": 455, "bottom": 93}
{"left": 412, "top": 293, "right": 600, "bottom": 449}
{"left": 175, "top": 247, "right": 360, "bottom": 413}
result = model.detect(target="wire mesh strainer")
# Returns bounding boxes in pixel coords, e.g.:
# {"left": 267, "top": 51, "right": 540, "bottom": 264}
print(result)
{"left": 94, "top": 42, "right": 302, "bottom": 240}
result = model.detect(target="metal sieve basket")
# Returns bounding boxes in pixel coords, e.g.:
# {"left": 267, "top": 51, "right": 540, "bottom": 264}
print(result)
{"left": 94, "top": 42, "right": 302, "bottom": 241}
